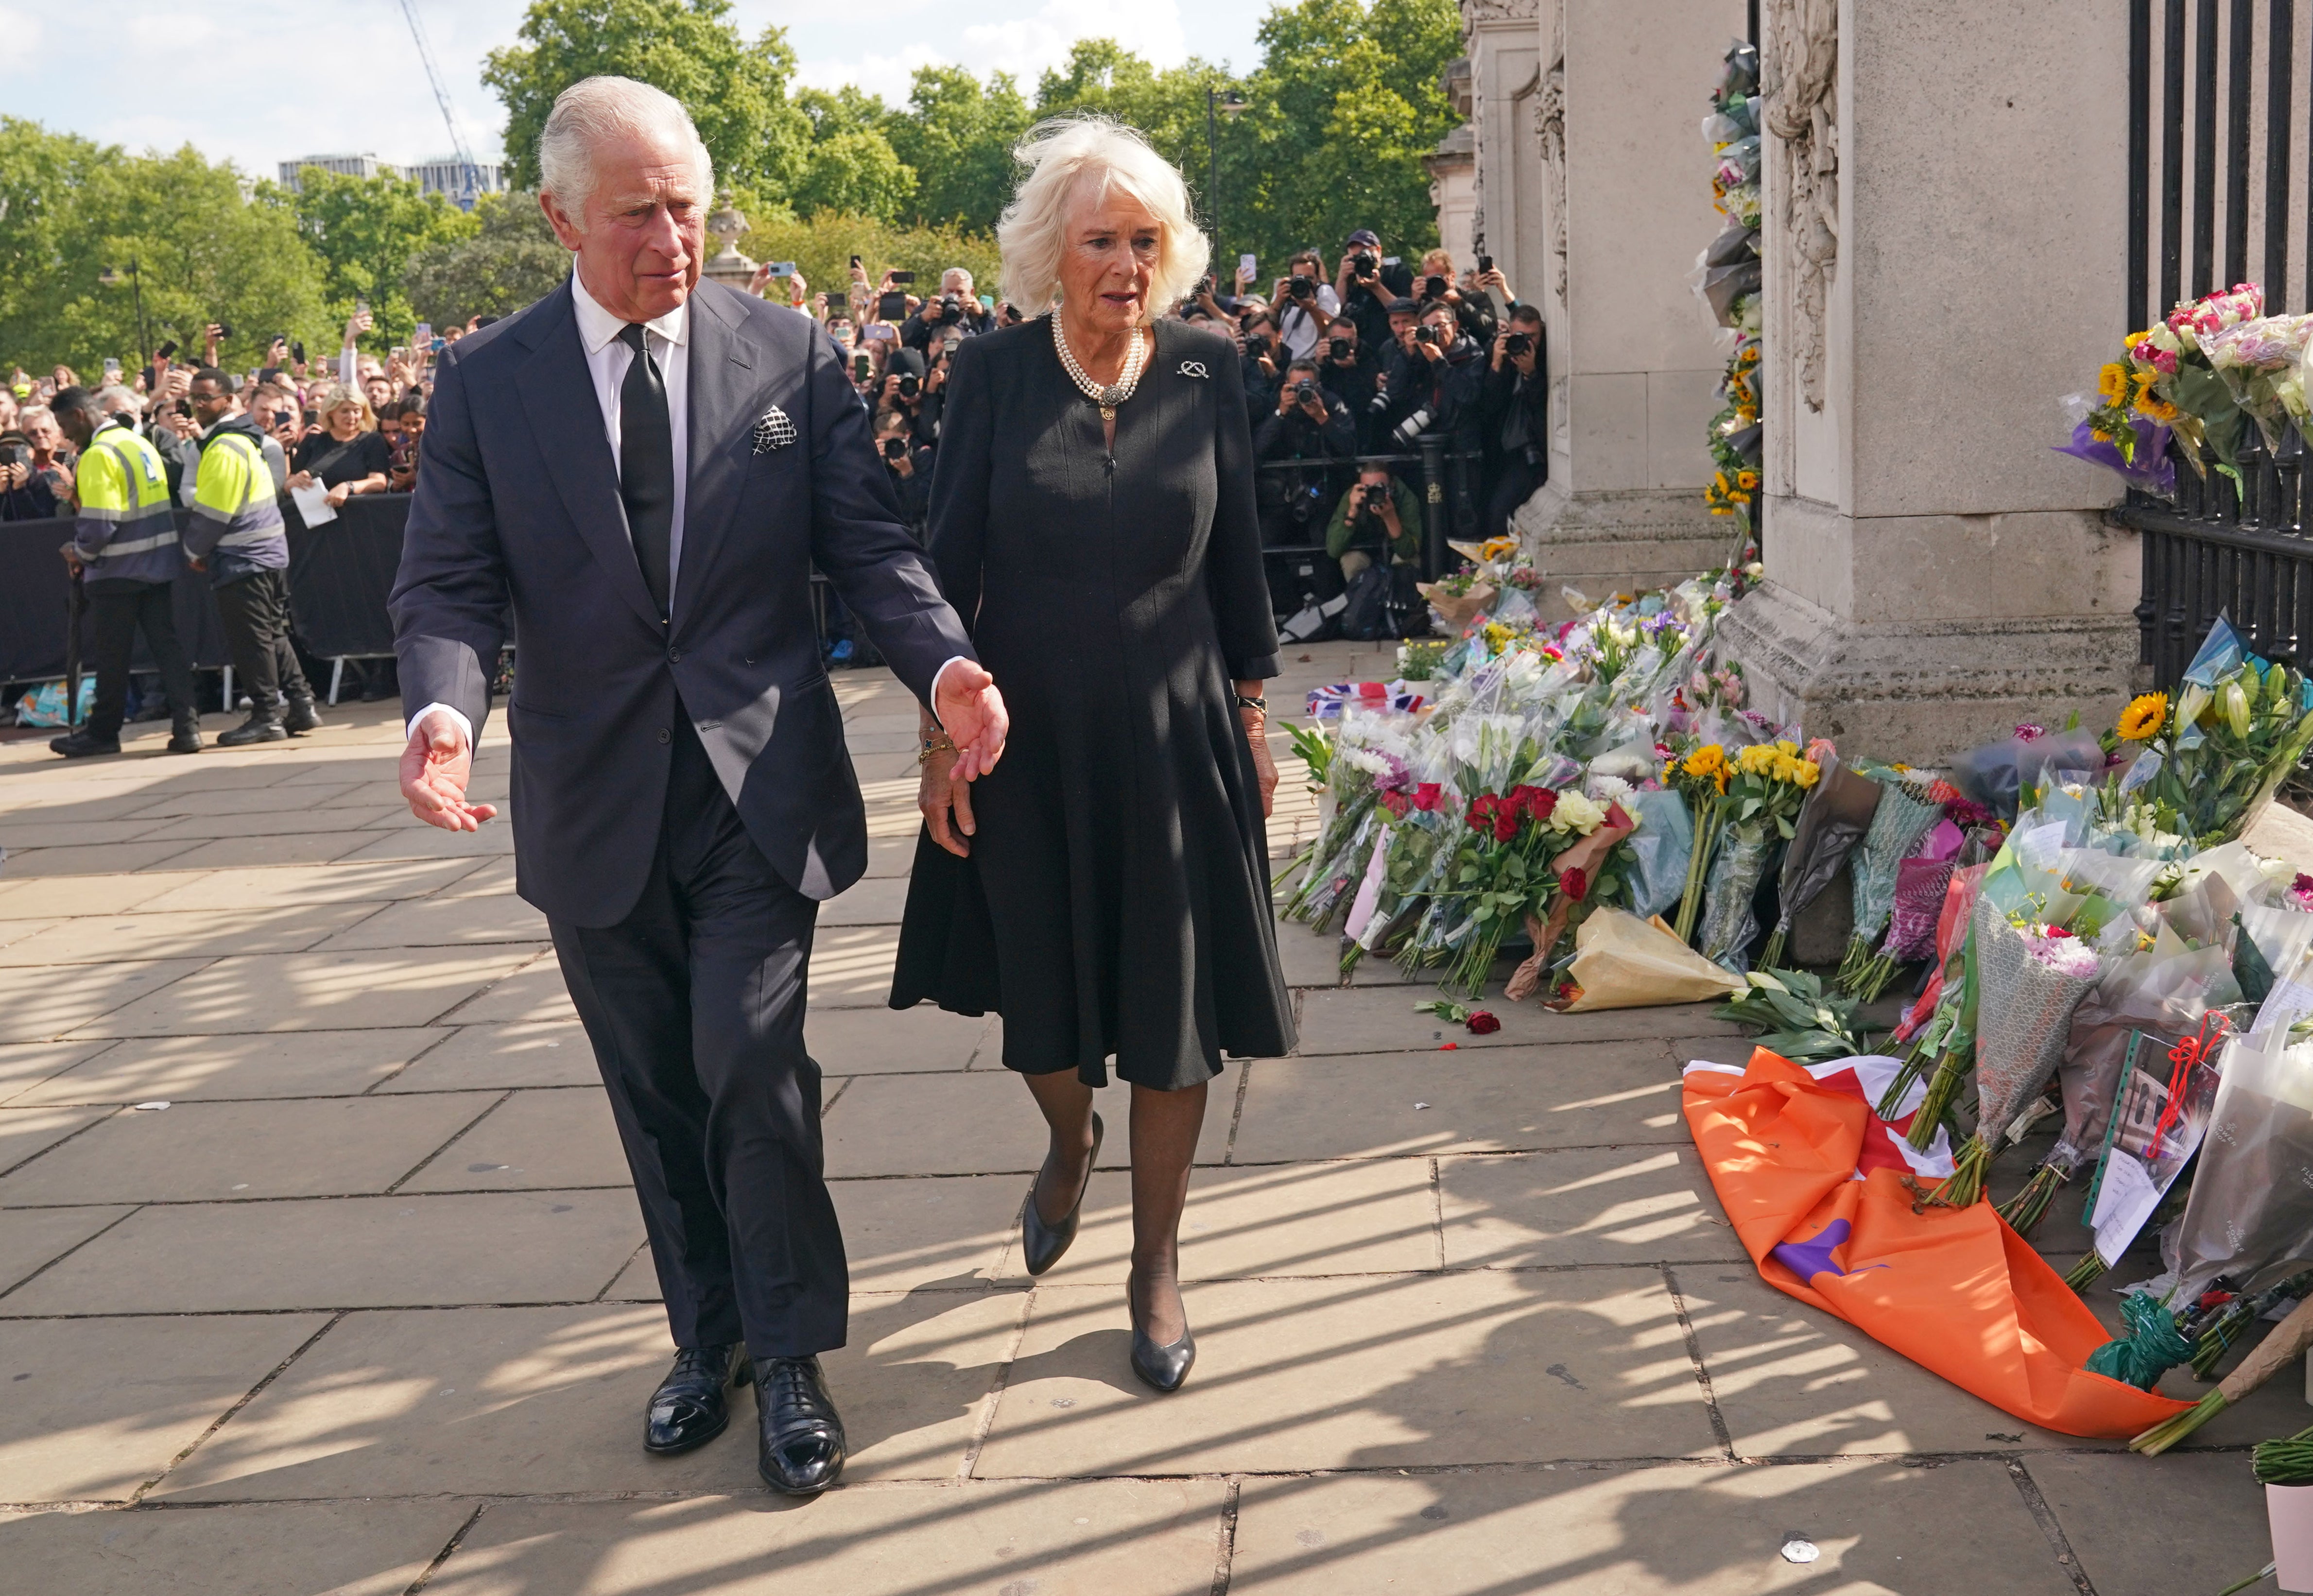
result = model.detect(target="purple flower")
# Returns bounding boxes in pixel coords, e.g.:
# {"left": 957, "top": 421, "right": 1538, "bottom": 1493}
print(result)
{"left": 2013, "top": 723, "right": 2046, "bottom": 743}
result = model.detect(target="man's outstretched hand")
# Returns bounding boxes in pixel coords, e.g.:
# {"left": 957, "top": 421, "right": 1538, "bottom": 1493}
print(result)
{"left": 400, "top": 710, "right": 499, "bottom": 832}
{"left": 933, "top": 660, "right": 1009, "bottom": 783}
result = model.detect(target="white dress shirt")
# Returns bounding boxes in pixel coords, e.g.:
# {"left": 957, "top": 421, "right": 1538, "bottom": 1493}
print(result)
{"left": 410, "top": 270, "right": 971, "bottom": 748}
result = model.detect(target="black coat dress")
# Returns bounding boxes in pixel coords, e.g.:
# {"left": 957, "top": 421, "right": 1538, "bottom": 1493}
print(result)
{"left": 890, "top": 316, "right": 1297, "bottom": 1090}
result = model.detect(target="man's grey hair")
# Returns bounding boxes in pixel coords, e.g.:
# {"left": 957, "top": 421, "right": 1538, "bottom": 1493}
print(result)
{"left": 94, "top": 385, "right": 141, "bottom": 416}
{"left": 942, "top": 268, "right": 974, "bottom": 292}
{"left": 538, "top": 76, "right": 714, "bottom": 220}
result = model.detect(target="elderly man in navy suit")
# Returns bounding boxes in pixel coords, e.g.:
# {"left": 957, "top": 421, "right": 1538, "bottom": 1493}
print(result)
{"left": 388, "top": 75, "right": 1006, "bottom": 1496}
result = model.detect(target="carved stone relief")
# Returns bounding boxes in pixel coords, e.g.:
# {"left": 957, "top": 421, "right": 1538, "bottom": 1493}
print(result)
{"left": 1762, "top": 0, "right": 1838, "bottom": 411}
{"left": 1536, "top": 59, "right": 1567, "bottom": 306}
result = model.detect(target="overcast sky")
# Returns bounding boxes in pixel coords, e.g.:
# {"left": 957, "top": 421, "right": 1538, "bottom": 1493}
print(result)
{"left": 0, "top": 0, "right": 1267, "bottom": 177}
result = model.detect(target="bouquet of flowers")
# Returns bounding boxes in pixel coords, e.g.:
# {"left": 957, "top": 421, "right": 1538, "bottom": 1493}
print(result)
{"left": 2121, "top": 619, "right": 2313, "bottom": 846}
{"left": 1834, "top": 771, "right": 1945, "bottom": 997}
{"left": 1756, "top": 751, "right": 1878, "bottom": 971}
{"left": 1713, "top": 966, "right": 1870, "bottom": 1063}
{"left": 2203, "top": 311, "right": 2313, "bottom": 450}
{"left": 2155, "top": 282, "right": 2263, "bottom": 481}
{"left": 1664, "top": 741, "right": 1731, "bottom": 944}
{"left": 1697, "top": 740, "right": 1820, "bottom": 971}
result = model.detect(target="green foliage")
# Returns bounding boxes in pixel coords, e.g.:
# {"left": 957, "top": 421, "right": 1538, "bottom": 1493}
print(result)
{"left": 403, "top": 192, "right": 573, "bottom": 327}
{"left": 484, "top": 0, "right": 811, "bottom": 197}
{"left": 880, "top": 66, "right": 1036, "bottom": 232}
{"left": 264, "top": 167, "right": 476, "bottom": 344}
{"left": 1713, "top": 968, "right": 1872, "bottom": 1063}
{"left": 791, "top": 129, "right": 916, "bottom": 224}
{"left": 730, "top": 213, "right": 1001, "bottom": 310}
{"left": 0, "top": 118, "right": 330, "bottom": 376}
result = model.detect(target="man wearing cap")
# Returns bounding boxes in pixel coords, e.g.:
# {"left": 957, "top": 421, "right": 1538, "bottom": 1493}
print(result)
{"left": 1334, "top": 229, "right": 1410, "bottom": 352}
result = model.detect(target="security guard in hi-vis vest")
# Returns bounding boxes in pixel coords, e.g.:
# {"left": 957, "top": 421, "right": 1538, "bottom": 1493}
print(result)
{"left": 185, "top": 367, "right": 321, "bottom": 746}
{"left": 50, "top": 386, "right": 203, "bottom": 759}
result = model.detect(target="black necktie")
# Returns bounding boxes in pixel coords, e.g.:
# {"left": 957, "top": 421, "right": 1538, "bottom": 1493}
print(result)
{"left": 616, "top": 321, "right": 674, "bottom": 621}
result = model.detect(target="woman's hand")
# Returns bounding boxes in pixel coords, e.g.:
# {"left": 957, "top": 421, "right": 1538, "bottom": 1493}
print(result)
{"left": 325, "top": 482, "right": 351, "bottom": 508}
{"left": 287, "top": 470, "right": 315, "bottom": 490}
{"left": 1243, "top": 708, "right": 1277, "bottom": 818}
{"left": 919, "top": 746, "right": 976, "bottom": 857}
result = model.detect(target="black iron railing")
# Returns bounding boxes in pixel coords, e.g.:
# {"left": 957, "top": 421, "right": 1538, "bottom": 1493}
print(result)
{"left": 2118, "top": 0, "right": 2313, "bottom": 686}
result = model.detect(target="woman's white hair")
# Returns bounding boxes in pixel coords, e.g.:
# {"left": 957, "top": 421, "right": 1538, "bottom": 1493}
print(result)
{"left": 538, "top": 76, "right": 714, "bottom": 221}
{"left": 996, "top": 116, "right": 1209, "bottom": 321}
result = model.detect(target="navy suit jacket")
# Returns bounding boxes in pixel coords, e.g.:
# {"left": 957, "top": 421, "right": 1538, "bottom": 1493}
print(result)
{"left": 388, "top": 277, "right": 975, "bottom": 927}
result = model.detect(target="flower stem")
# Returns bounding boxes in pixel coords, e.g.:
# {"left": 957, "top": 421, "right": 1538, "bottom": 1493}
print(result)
{"left": 1996, "top": 1165, "right": 2063, "bottom": 1236}
{"left": 2064, "top": 1252, "right": 2109, "bottom": 1292}
{"left": 1928, "top": 1134, "right": 1990, "bottom": 1208}
{"left": 1758, "top": 926, "right": 1788, "bottom": 972}
{"left": 1907, "top": 1046, "right": 1972, "bottom": 1152}
{"left": 2130, "top": 1389, "right": 2227, "bottom": 1455}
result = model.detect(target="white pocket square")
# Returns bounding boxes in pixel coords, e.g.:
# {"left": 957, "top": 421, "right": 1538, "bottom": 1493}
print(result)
{"left": 751, "top": 406, "right": 797, "bottom": 453}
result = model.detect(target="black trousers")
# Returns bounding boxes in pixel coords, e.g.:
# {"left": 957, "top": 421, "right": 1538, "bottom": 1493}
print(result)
{"left": 212, "top": 568, "right": 312, "bottom": 709}
{"left": 550, "top": 720, "right": 843, "bottom": 1358}
{"left": 85, "top": 581, "right": 197, "bottom": 740}
{"left": 1483, "top": 454, "right": 1543, "bottom": 543}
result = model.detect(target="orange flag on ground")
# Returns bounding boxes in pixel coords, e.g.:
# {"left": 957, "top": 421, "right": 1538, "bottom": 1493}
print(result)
{"left": 1683, "top": 1047, "right": 2192, "bottom": 1439}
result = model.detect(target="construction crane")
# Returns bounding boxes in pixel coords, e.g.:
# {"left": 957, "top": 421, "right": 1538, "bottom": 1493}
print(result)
{"left": 398, "top": 0, "right": 480, "bottom": 206}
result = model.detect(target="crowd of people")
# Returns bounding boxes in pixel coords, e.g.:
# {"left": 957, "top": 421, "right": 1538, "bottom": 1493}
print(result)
{"left": 2, "top": 232, "right": 1552, "bottom": 747}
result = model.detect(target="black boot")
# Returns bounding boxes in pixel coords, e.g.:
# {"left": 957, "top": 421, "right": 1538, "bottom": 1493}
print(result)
{"left": 216, "top": 708, "right": 287, "bottom": 747}
{"left": 167, "top": 719, "right": 203, "bottom": 755}
{"left": 643, "top": 1343, "right": 750, "bottom": 1456}
{"left": 756, "top": 1356, "right": 846, "bottom": 1494}
{"left": 49, "top": 729, "right": 121, "bottom": 758}
{"left": 282, "top": 693, "right": 323, "bottom": 735}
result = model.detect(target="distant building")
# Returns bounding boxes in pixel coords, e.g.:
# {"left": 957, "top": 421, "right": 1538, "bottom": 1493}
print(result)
{"left": 407, "top": 157, "right": 507, "bottom": 210}
{"left": 276, "top": 153, "right": 392, "bottom": 189}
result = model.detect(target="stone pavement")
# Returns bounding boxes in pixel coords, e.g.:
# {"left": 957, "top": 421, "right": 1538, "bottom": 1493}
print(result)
{"left": 0, "top": 642, "right": 2292, "bottom": 1595}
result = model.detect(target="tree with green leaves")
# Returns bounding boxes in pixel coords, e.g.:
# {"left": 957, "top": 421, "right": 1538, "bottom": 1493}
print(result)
{"left": 262, "top": 167, "right": 476, "bottom": 344}
{"left": 403, "top": 192, "right": 573, "bottom": 328}
{"left": 484, "top": 0, "right": 811, "bottom": 201}
{"left": 881, "top": 66, "right": 1035, "bottom": 232}
{"left": 790, "top": 89, "right": 917, "bottom": 224}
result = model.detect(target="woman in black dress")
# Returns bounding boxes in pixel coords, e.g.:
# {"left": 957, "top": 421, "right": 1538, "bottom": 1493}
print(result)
{"left": 892, "top": 117, "right": 1295, "bottom": 1392}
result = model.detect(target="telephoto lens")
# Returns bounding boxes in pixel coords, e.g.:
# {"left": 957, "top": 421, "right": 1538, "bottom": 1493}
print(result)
{"left": 898, "top": 374, "right": 920, "bottom": 398}
{"left": 1390, "top": 406, "right": 1433, "bottom": 446}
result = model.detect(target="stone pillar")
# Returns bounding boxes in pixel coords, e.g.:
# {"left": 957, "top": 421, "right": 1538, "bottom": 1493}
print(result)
{"left": 1508, "top": 0, "right": 1749, "bottom": 610}
{"left": 1718, "top": 0, "right": 2138, "bottom": 760}
{"left": 1426, "top": 122, "right": 1479, "bottom": 273}
{"left": 1462, "top": 0, "right": 1548, "bottom": 300}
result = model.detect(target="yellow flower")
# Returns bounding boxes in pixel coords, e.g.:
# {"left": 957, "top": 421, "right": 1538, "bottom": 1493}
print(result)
{"left": 2118, "top": 691, "right": 2168, "bottom": 741}
{"left": 2135, "top": 389, "right": 2180, "bottom": 423}
{"left": 1789, "top": 758, "right": 1822, "bottom": 789}
{"left": 2096, "top": 361, "right": 2131, "bottom": 404}
{"left": 1735, "top": 743, "right": 1781, "bottom": 777}
{"left": 1682, "top": 744, "right": 1727, "bottom": 779}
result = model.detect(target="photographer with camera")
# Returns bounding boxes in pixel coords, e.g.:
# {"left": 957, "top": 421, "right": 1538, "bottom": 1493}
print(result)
{"left": 0, "top": 418, "right": 57, "bottom": 521}
{"left": 873, "top": 405, "right": 933, "bottom": 537}
{"left": 1478, "top": 304, "right": 1550, "bottom": 540}
{"left": 1377, "top": 301, "right": 1486, "bottom": 458}
{"left": 1415, "top": 249, "right": 1498, "bottom": 348}
{"left": 1237, "top": 309, "right": 1285, "bottom": 416}
{"left": 900, "top": 268, "right": 995, "bottom": 354}
{"left": 1314, "top": 316, "right": 1381, "bottom": 447}
{"left": 1272, "top": 249, "right": 1341, "bottom": 361}
{"left": 1328, "top": 463, "right": 1423, "bottom": 580}
{"left": 1252, "top": 357, "right": 1356, "bottom": 593}
{"left": 1334, "top": 229, "right": 1411, "bottom": 350}
{"left": 877, "top": 347, "right": 939, "bottom": 450}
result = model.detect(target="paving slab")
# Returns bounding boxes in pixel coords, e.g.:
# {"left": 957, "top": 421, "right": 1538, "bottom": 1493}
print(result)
{"left": 148, "top": 831, "right": 380, "bottom": 869}
{"left": 424, "top": 1479, "right": 1228, "bottom": 1596}
{"left": 136, "top": 809, "right": 414, "bottom": 841}
{"left": 312, "top": 892, "right": 550, "bottom": 949}
{"left": 0, "top": 871, "right": 197, "bottom": 917}
{"left": 861, "top": 834, "right": 917, "bottom": 877}
{"left": 1231, "top": 1045, "right": 1693, "bottom": 1164}
{"left": 0, "top": 1040, "right": 118, "bottom": 1103}
{"left": 0, "top": 1104, "right": 114, "bottom": 1175}
{"left": 336, "top": 824, "right": 517, "bottom": 863}
{"left": 1438, "top": 1145, "right": 1746, "bottom": 1269}
{"left": 1270, "top": 925, "right": 1348, "bottom": 990}
{"left": 399, "top": 1088, "right": 627, "bottom": 1192}
{"left": 808, "top": 924, "right": 900, "bottom": 1006}
{"left": 76, "top": 946, "right": 542, "bottom": 1036}
{"left": 0, "top": 840, "right": 203, "bottom": 876}
{"left": 972, "top": 1269, "right": 1718, "bottom": 1477}
{"left": 0, "top": 959, "right": 208, "bottom": 1043}
{"left": 0, "top": 1500, "right": 477, "bottom": 1596}
{"left": 120, "top": 781, "right": 371, "bottom": 818}
{"left": 821, "top": 873, "right": 911, "bottom": 926}
{"left": 1, "top": 1189, "right": 644, "bottom": 1314}
{"left": 437, "top": 954, "right": 576, "bottom": 1025}
{"left": 376, "top": 1021, "right": 597, "bottom": 1091}
{"left": 0, "top": 1204, "right": 133, "bottom": 1295}
{"left": 1675, "top": 1266, "right": 2090, "bottom": 1456}
{"left": 0, "top": 818, "right": 177, "bottom": 849}
{"left": 2024, "top": 1450, "right": 2271, "bottom": 1596}
{"left": 825, "top": 1073, "right": 1228, "bottom": 1177}
{"left": 0, "top": 903, "right": 380, "bottom": 966}
{"left": 810, "top": 1003, "right": 994, "bottom": 1074}
{"left": 0, "top": 1313, "right": 330, "bottom": 1500}
{"left": 1293, "top": 985, "right": 1740, "bottom": 1055}
{"left": 11, "top": 1029, "right": 440, "bottom": 1104}
{"left": 999, "top": 1157, "right": 1442, "bottom": 1285}
{"left": 132, "top": 858, "right": 483, "bottom": 912}
{"left": 160, "top": 1292, "right": 1023, "bottom": 1500}
{"left": 0, "top": 1094, "right": 489, "bottom": 1204}
{"left": 1226, "top": 1456, "right": 2080, "bottom": 1595}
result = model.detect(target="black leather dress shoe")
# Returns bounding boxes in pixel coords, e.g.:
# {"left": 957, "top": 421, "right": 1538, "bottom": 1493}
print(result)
{"left": 1021, "top": 1112, "right": 1104, "bottom": 1276}
{"left": 49, "top": 730, "right": 121, "bottom": 758}
{"left": 1128, "top": 1275, "right": 1196, "bottom": 1393}
{"left": 757, "top": 1355, "right": 846, "bottom": 1494}
{"left": 643, "top": 1343, "right": 750, "bottom": 1455}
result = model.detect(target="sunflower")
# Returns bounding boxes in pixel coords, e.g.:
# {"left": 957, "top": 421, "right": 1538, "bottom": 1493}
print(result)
{"left": 2134, "top": 389, "right": 2180, "bottom": 423}
{"left": 2118, "top": 691, "right": 2168, "bottom": 741}
{"left": 1682, "top": 744, "right": 1728, "bottom": 779}
{"left": 2096, "top": 361, "right": 2131, "bottom": 404}
{"left": 1736, "top": 469, "right": 1760, "bottom": 491}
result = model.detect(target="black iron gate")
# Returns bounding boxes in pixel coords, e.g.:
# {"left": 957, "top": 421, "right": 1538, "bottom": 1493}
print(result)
{"left": 2120, "top": 0, "right": 2313, "bottom": 685}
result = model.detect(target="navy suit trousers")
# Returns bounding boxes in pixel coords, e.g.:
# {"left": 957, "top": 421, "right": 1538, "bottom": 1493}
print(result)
{"left": 550, "top": 717, "right": 845, "bottom": 1357}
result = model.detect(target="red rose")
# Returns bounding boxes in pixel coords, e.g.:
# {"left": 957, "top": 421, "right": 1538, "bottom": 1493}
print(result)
{"left": 1412, "top": 782, "right": 1443, "bottom": 812}
{"left": 1524, "top": 787, "right": 1558, "bottom": 822}
{"left": 1492, "top": 808, "right": 1519, "bottom": 842}
{"left": 2043, "top": 925, "right": 2072, "bottom": 939}
{"left": 1559, "top": 866, "right": 1588, "bottom": 902}
{"left": 1466, "top": 1010, "right": 1502, "bottom": 1035}
{"left": 1380, "top": 789, "right": 1411, "bottom": 819}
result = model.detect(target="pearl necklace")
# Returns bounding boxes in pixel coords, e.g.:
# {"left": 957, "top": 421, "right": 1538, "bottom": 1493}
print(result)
{"left": 1051, "top": 313, "right": 1146, "bottom": 422}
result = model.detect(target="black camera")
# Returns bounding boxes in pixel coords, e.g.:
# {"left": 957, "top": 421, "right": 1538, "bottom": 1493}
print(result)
{"left": 1291, "top": 378, "right": 1317, "bottom": 398}
{"left": 1353, "top": 481, "right": 1386, "bottom": 513}
{"left": 213, "top": 323, "right": 234, "bottom": 341}
{"left": 880, "top": 436, "right": 907, "bottom": 460}
{"left": 1424, "top": 275, "right": 1449, "bottom": 299}
{"left": 0, "top": 441, "right": 29, "bottom": 470}
{"left": 938, "top": 293, "right": 963, "bottom": 319}
{"left": 1504, "top": 332, "right": 1533, "bottom": 357}
{"left": 1288, "top": 275, "right": 1316, "bottom": 299}
{"left": 290, "top": 340, "right": 306, "bottom": 363}
{"left": 1416, "top": 324, "right": 1441, "bottom": 347}
{"left": 1328, "top": 337, "right": 1352, "bottom": 360}
{"left": 1352, "top": 251, "right": 1378, "bottom": 276}
{"left": 897, "top": 374, "right": 919, "bottom": 399}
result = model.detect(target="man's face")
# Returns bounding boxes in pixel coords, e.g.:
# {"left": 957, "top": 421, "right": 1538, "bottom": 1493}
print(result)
{"left": 189, "top": 379, "right": 232, "bottom": 427}
{"left": 1421, "top": 308, "right": 1454, "bottom": 343}
{"left": 1388, "top": 309, "right": 1417, "bottom": 342}
{"left": 828, "top": 319, "right": 853, "bottom": 347}
{"left": 542, "top": 129, "right": 705, "bottom": 324}
{"left": 942, "top": 270, "right": 972, "bottom": 299}
{"left": 254, "top": 401, "right": 295, "bottom": 441}
{"left": 23, "top": 414, "right": 63, "bottom": 453}
{"left": 57, "top": 406, "right": 96, "bottom": 449}
{"left": 363, "top": 377, "right": 392, "bottom": 410}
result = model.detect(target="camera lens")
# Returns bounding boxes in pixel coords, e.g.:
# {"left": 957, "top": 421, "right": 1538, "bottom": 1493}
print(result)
{"left": 898, "top": 375, "right": 919, "bottom": 398}
{"left": 1329, "top": 339, "right": 1351, "bottom": 359}
{"left": 881, "top": 437, "right": 905, "bottom": 459}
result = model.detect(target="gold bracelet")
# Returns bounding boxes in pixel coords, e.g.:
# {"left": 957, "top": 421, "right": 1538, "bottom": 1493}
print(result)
{"left": 917, "top": 732, "right": 957, "bottom": 766}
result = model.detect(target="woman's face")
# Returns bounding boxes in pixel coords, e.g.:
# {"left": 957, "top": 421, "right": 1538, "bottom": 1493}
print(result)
{"left": 1058, "top": 181, "right": 1161, "bottom": 336}
{"left": 328, "top": 401, "right": 363, "bottom": 437}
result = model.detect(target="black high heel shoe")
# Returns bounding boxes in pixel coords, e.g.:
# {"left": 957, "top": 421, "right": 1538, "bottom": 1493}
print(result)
{"left": 1128, "top": 1270, "right": 1196, "bottom": 1393}
{"left": 1021, "top": 1112, "right": 1103, "bottom": 1276}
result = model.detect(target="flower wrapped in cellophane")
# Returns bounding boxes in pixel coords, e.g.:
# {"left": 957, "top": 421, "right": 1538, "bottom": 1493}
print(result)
{"left": 1833, "top": 767, "right": 1944, "bottom": 997}
{"left": 1756, "top": 749, "right": 1877, "bottom": 972}
{"left": 2120, "top": 616, "right": 2313, "bottom": 847}
{"left": 1696, "top": 739, "right": 1820, "bottom": 971}
{"left": 2204, "top": 311, "right": 2313, "bottom": 450}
